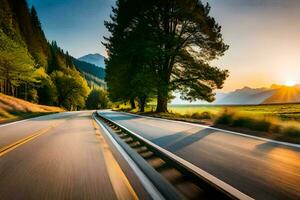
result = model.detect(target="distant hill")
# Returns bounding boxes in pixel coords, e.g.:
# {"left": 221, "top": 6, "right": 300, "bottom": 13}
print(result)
{"left": 78, "top": 53, "right": 106, "bottom": 68}
{"left": 262, "top": 86, "right": 300, "bottom": 104}
{"left": 216, "top": 84, "right": 300, "bottom": 105}
{"left": 215, "top": 87, "right": 276, "bottom": 105}
{"left": 72, "top": 58, "right": 106, "bottom": 88}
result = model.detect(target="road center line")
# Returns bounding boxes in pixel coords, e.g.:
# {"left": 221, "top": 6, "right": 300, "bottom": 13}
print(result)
{"left": 92, "top": 119, "right": 139, "bottom": 200}
{"left": 0, "top": 125, "right": 56, "bottom": 157}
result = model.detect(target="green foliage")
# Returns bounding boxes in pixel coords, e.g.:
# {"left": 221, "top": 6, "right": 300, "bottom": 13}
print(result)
{"left": 35, "top": 68, "right": 58, "bottom": 105}
{"left": 27, "top": 88, "right": 39, "bottom": 103}
{"left": 190, "top": 112, "right": 213, "bottom": 120}
{"left": 282, "top": 126, "right": 300, "bottom": 138}
{"left": 213, "top": 110, "right": 300, "bottom": 143}
{"left": 51, "top": 70, "right": 90, "bottom": 110}
{"left": 215, "top": 111, "right": 274, "bottom": 132}
{"left": 72, "top": 58, "right": 105, "bottom": 80}
{"left": 0, "top": 30, "right": 37, "bottom": 89}
{"left": 48, "top": 41, "right": 75, "bottom": 72}
{"left": 104, "top": 0, "right": 229, "bottom": 112}
{"left": 80, "top": 71, "right": 106, "bottom": 89}
{"left": 72, "top": 58, "right": 106, "bottom": 88}
{"left": 86, "top": 88, "right": 110, "bottom": 109}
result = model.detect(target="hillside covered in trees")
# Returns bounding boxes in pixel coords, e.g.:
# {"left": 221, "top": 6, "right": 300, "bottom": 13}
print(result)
{"left": 0, "top": 0, "right": 106, "bottom": 110}
{"left": 72, "top": 58, "right": 106, "bottom": 88}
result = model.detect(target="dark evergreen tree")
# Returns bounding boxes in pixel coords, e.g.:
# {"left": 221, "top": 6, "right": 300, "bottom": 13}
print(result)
{"left": 104, "top": 0, "right": 229, "bottom": 112}
{"left": 104, "top": 0, "right": 156, "bottom": 110}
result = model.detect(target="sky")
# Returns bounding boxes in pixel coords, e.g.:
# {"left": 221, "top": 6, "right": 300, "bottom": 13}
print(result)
{"left": 28, "top": 0, "right": 300, "bottom": 92}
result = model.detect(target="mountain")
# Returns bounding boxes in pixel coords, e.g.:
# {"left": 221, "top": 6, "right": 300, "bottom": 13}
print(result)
{"left": 173, "top": 84, "right": 300, "bottom": 105}
{"left": 215, "top": 87, "right": 276, "bottom": 105}
{"left": 262, "top": 86, "right": 300, "bottom": 104}
{"left": 216, "top": 85, "right": 300, "bottom": 105}
{"left": 72, "top": 58, "right": 106, "bottom": 88}
{"left": 78, "top": 53, "right": 106, "bottom": 68}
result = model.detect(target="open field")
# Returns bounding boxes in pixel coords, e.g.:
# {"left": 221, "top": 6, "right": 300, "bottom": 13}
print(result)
{"left": 115, "top": 103, "right": 300, "bottom": 121}
{"left": 167, "top": 103, "right": 300, "bottom": 120}
{"left": 115, "top": 103, "right": 300, "bottom": 144}
{"left": 0, "top": 93, "right": 65, "bottom": 124}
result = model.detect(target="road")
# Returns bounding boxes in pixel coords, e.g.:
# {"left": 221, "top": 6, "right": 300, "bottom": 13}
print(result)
{"left": 0, "top": 111, "right": 145, "bottom": 199}
{"left": 99, "top": 110, "right": 300, "bottom": 200}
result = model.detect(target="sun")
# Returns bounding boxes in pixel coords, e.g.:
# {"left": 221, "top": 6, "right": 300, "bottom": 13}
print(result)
{"left": 284, "top": 79, "right": 296, "bottom": 87}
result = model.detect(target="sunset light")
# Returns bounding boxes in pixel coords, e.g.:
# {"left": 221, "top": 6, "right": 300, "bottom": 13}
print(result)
{"left": 1, "top": 1, "right": 300, "bottom": 199}
{"left": 285, "top": 79, "right": 296, "bottom": 87}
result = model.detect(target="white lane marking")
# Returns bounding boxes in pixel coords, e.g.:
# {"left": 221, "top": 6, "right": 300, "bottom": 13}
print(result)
{"left": 0, "top": 111, "right": 88, "bottom": 128}
{"left": 0, "top": 115, "right": 51, "bottom": 128}
{"left": 111, "top": 111, "right": 300, "bottom": 149}
{"left": 99, "top": 114, "right": 253, "bottom": 200}
{"left": 94, "top": 116, "right": 165, "bottom": 200}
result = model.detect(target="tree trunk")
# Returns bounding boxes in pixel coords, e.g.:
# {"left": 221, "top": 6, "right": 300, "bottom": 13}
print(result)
{"left": 139, "top": 95, "right": 147, "bottom": 112}
{"left": 156, "top": 76, "right": 169, "bottom": 113}
{"left": 0, "top": 80, "right": 3, "bottom": 93}
{"left": 25, "top": 84, "right": 27, "bottom": 100}
{"left": 156, "top": 96, "right": 168, "bottom": 113}
{"left": 130, "top": 97, "right": 136, "bottom": 109}
{"left": 3, "top": 80, "right": 5, "bottom": 94}
{"left": 6, "top": 80, "right": 12, "bottom": 96}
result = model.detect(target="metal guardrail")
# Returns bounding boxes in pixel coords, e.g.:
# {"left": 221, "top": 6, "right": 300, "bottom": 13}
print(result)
{"left": 95, "top": 113, "right": 184, "bottom": 200}
{"left": 96, "top": 111, "right": 253, "bottom": 200}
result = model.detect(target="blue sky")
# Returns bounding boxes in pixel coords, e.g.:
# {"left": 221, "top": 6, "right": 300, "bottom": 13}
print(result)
{"left": 28, "top": 0, "right": 300, "bottom": 91}
{"left": 28, "top": 0, "right": 114, "bottom": 58}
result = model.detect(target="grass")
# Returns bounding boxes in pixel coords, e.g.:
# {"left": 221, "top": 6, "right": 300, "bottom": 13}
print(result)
{"left": 215, "top": 110, "right": 300, "bottom": 142}
{"left": 114, "top": 103, "right": 300, "bottom": 144}
{"left": 0, "top": 93, "right": 65, "bottom": 124}
{"left": 167, "top": 103, "right": 300, "bottom": 121}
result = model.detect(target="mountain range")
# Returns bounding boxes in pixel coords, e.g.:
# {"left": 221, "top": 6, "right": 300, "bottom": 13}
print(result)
{"left": 78, "top": 53, "right": 106, "bottom": 68}
{"left": 172, "top": 84, "right": 300, "bottom": 105}
{"left": 215, "top": 84, "right": 300, "bottom": 105}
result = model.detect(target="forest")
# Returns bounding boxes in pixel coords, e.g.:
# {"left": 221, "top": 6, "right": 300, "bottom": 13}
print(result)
{"left": 0, "top": 0, "right": 107, "bottom": 110}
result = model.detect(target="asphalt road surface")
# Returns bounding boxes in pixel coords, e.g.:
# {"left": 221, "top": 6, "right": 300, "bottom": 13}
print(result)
{"left": 0, "top": 111, "right": 141, "bottom": 200}
{"left": 99, "top": 110, "right": 300, "bottom": 200}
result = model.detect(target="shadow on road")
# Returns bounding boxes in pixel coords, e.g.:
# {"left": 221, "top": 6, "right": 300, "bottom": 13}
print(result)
{"left": 153, "top": 128, "right": 217, "bottom": 152}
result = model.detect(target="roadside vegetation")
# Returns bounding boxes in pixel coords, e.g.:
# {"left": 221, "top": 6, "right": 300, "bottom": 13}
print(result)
{"left": 113, "top": 103, "right": 300, "bottom": 144}
{"left": 0, "top": 93, "right": 64, "bottom": 124}
{"left": 86, "top": 88, "right": 110, "bottom": 110}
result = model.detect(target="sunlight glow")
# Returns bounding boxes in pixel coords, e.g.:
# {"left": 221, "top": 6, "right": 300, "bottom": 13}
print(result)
{"left": 285, "top": 80, "right": 296, "bottom": 87}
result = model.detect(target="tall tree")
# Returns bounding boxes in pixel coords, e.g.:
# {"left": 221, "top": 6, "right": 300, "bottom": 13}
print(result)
{"left": 29, "top": 6, "right": 49, "bottom": 68}
{"left": 105, "top": 0, "right": 229, "bottom": 112}
{"left": 104, "top": 0, "right": 156, "bottom": 110}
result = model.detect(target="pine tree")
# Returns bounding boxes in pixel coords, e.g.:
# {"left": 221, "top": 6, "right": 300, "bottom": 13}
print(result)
{"left": 0, "top": 30, "right": 36, "bottom": 96}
